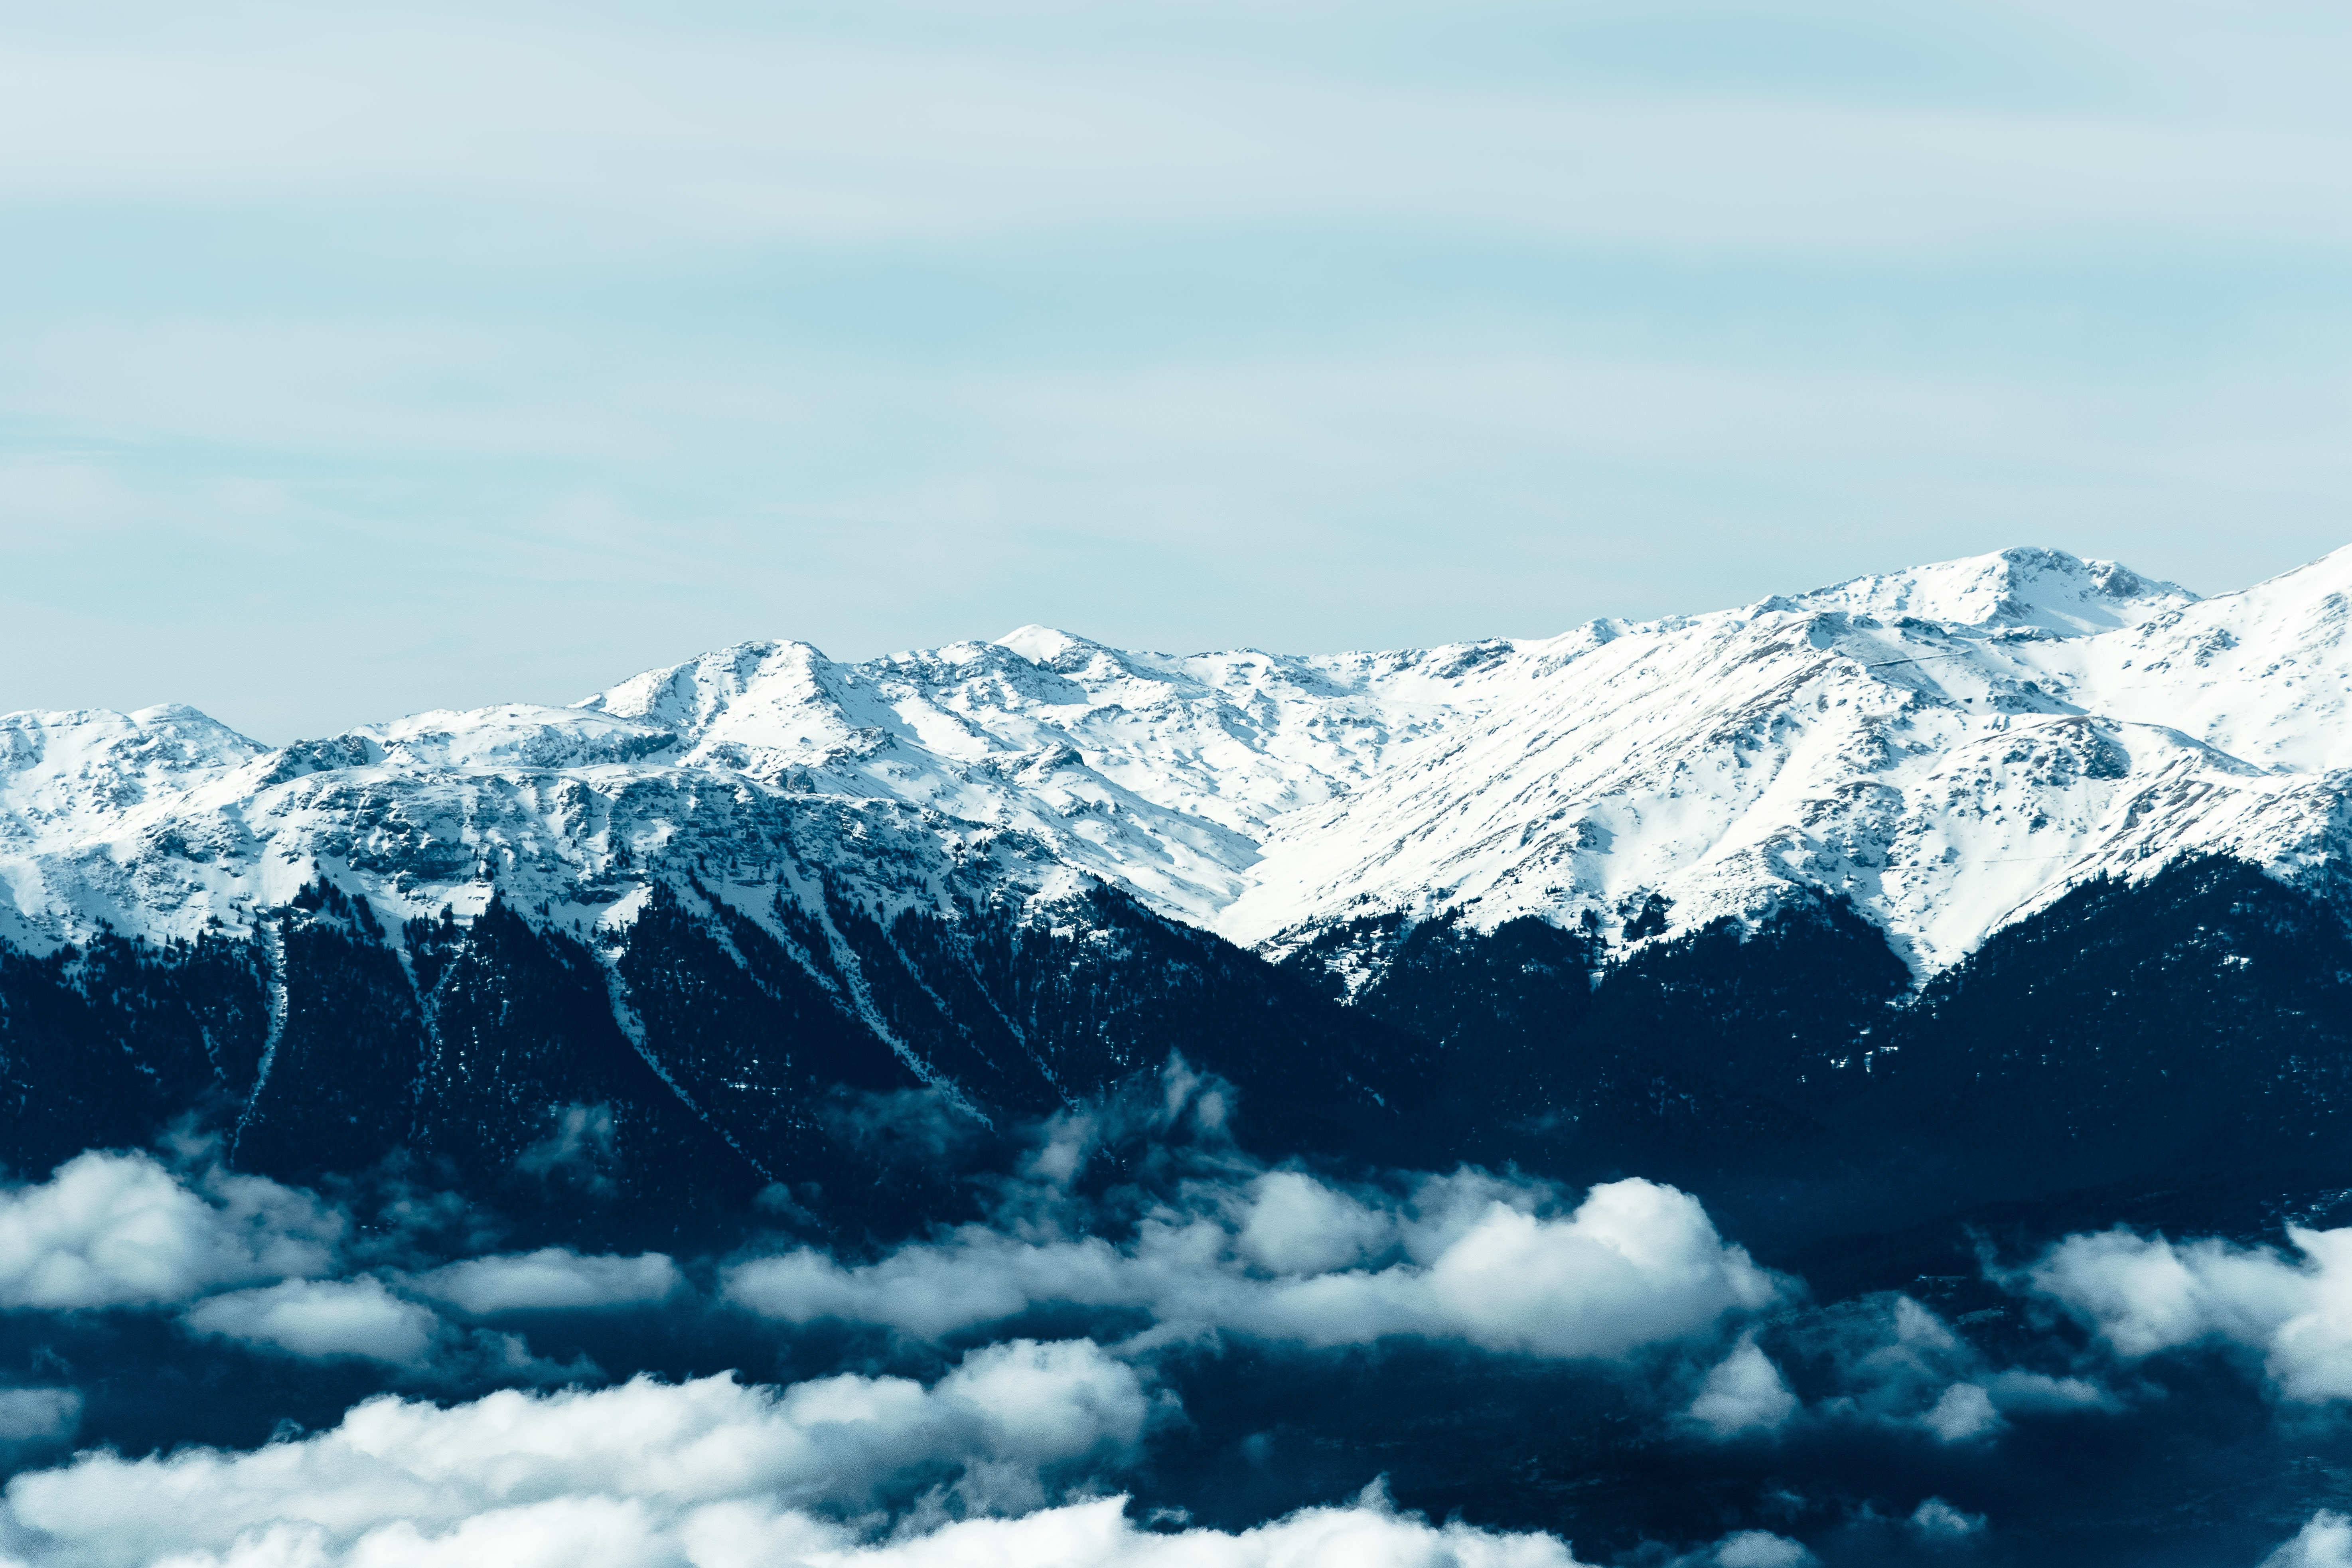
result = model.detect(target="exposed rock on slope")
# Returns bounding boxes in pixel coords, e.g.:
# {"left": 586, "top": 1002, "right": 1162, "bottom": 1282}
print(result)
{"left": 4, "top": 545, "right": 2350, "bottom": 1231}
{"left": 8, "top": 545, "right": 2346, "bottom": 984}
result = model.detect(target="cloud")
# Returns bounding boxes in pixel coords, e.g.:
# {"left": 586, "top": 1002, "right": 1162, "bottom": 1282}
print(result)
{"left": 0, "top": 1392, "right": 79, "bottom": 1444}
{"left": 3, "top": 12, "right": 2345, "bottom": 265}
{"left": 2026, "top": 1224, "right": 2352, "bottom": 1400}
{"left": 1917, "top": 1383, "right": 1998, "bottom": 1443}
{"left": 809, "top": 1490, "right": 1596, "bottom": 1568}
{"left": 2267, "top": 1511, "right": 2352, "bottom": 1568}
{"left": 182, "top": 1277, "right": 439, "bottom": 1366}
{"left": 1982, "top": 1369, "right": 2109, "bottom": 1414}
{"left": 1751, "top": 1294, "right": 2112, "bottom": 1445}
{"left": 1710, "top": 1531, "right": 1813, "bottom": 1568}
{"left": 727, "top": 1171, "right": 1781, "bottom": 1359}
{"left": 511, "top": 1103, "right": 621, "bottom": 1197}
{"left": 0, "top": 1154, "right": 681, "bottom": 1369}
{"left": 0, "top": 1339, "right": 1158, "bottom": 1568}
{"left": 1229, "top": 1170, "right": 1393, "bottom": 1276}
{"left": 0, "top": 1484, "right": 1602, "bottom": 1568}
{"left": 0, "top": 1152, "right": 337, "bottom": 1309}
{"left": 1686, "top": 1338, "right": 1799, "bottom": 1437}
{"left": 1908, "top": 1498, "right": 1986, "bottom": 1540}
{"left": 414, "top": 1249, "right": 680, "bottom": 1314}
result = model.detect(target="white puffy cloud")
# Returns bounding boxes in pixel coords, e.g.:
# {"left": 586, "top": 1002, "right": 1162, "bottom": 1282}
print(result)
{"left": 2027, "top": 1224, "right": 2352, "bottom": 1400}
{"left": 1908, "top": 1498, "right": 1986, "bottom": 1539}
{"left": 2267, "top": 1511, "right": 2352, "bottom": 1568}
{"left": 726, "top": 1173, "right": 1780, "bottom": 1359}
{"left": 1917, "top": 1383, "right": 1998, "bottom": 1443}
{"left": 0, "top": 1154, "right": 682, "bottom": 1368}
{"left": 1685, "top": 1338, "right": 1798, "bottom": 1437}
{"left": 0, "top": 1485, "right": 1600, "bottom": 1568}
{"left": 803, "top": 1492, "right": 1592, "bottom": 1568}
{"left": 1229, "top": 1172, "right": 1393, "bottom": 1277}
{"left": 1710, "top": 1531, "right": 1813, "bottom": 1568}
{"left": 0, "top": 1152, "right": 336, "bottom": 1309}
{"left": 182, "top": 1278, "right": 439, "bottom": 1366}
{"left": 0, "top": 1340, "right": 1159, "bottom": 1568}
{"left": 414, "top": 1249, "right": 680, "bottom": 1314}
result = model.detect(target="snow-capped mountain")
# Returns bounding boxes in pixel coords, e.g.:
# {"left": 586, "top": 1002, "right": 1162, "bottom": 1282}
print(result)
{"left": 1233, "top": 544, "right": 2352, "bottom": 974}
{"left": 9, "top": 549, "right": 2352, "bottom": 1568}
{"left": 5, "top": 544, "right": 2346, "bottom": 980}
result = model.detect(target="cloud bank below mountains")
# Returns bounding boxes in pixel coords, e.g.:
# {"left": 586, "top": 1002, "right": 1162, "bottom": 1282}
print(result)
{"left": 0, "top": 1348, "right": 1614, "bottom": 1568}
{"left": 0, "top": 1150, "right": 683, "bottom": 1377}
{"left": 8, "top": 1116, "right": 2352, "bottom": 1564}
{"left": 2269, "top": 1512, "right": 2352, "bottom": 1568}
{"left": 0, "top": 1139, "right": 1783, "bottom": 1377}
{"left": 184, "top": 1276, "right": 440, "bottom": 1366}
{"left": 726, "top": 1169, "right": 1781, "bottom": 1358}
{"left": 0, "top": 1134, "right": 1807, "bottom": 1568}
{"left": 0, "top": 1339, "right": 1148, "bottom": 1562}
{"left": 2028, "top": 1222, "right": 2352, "bottom": 1401}
{"left": 0, "top": 1150, "right": 337, "bottom": 1310}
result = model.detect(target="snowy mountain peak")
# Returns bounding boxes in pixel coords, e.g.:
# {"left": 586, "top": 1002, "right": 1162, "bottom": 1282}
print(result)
{"left": 580, "top": 638, "right": 834, "bottom": 740}
{"left": 992, "top": 625, "right": 1100, "bottom": 667}
{"left": 1795, "top": 547, "right": 2195, "bottom": 637}
{"left": 2, "top": 704, "right": 265, "bottom": 846}
{"left": 2, "top": 545, "right": 2345, "bottom": 984}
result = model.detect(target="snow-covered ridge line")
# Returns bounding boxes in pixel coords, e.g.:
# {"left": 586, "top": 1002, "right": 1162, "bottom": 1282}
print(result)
{"left": 3, "top": 544, "right": 2348, "bottom": 976}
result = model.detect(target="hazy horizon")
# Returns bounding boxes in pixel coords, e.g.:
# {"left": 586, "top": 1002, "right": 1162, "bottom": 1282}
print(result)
{"left": 5, "top": 536, "right": 2309, "bottom": 746}
{"left": 7, "top": 2, "right": 2351, "bottom": 740}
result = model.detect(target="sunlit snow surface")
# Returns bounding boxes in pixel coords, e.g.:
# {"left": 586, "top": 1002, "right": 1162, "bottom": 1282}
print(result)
{"left": 8, "top": 547, "right": 2352, "bottom": 1566}
{"left": 5, "top": 545, "right": 2349, "bottom": 976}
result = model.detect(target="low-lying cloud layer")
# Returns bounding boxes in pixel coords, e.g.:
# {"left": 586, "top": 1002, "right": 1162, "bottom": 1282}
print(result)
{"left": 1, "top": 1481, "right": 1602, "bottom": 1568}
{"left": 0, "top": 1343, "right": 1699, "bottom": 1568}
{"left": 0, "top": 1152, "right": 687, "bottom": 1380}
{"left": 0, "top": 1151, "right": 336, "bottom": 1309}
{"left": 184, "top": 1276, "right": 439, "bottom": 1365}
{"left": 413, "top": 1248, "right": 681, "bottom": 1314}
{"left": 2267, "top": 1511, "right": 2352, "bottom": 1568}
{"left": 14, "top": 1089, "right": 2352, "bottom": 1564}
{"left": 0, "top": 1339, "right": 1156, "bottom": 1568}
{"left": 2028, "top": 1223, "right": 2352, "bottom": 1401}
{"left": 726, "top": 1169, "right": 1780, "bottom": 1359}
{"left": 0, "top": 1134, "right": 1783, "bottom": 1380}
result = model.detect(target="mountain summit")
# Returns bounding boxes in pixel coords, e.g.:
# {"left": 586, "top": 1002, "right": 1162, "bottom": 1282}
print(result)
{"left": 1, "top": 542, "right": 2348, "bottom": 1260}
{"left": 4, "top": 546, "right": 2342, "bottom": 978}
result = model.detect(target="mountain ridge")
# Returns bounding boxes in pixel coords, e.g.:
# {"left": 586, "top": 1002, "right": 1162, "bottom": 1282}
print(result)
{"left": 6, "top": 544, "right": 2344, "bottom": 984}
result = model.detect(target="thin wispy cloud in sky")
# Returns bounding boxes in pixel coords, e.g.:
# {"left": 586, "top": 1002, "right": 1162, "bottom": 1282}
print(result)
{"left": 4, "top": 2, "right": 2350, "bottom": 736}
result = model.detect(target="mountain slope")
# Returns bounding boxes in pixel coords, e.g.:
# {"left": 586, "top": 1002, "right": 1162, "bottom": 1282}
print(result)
{"left": 3, "top": 543, "right": 2350, "bottom": 1235}
{"left": 10, "top": 544, "right": 2345, "bottom": 982}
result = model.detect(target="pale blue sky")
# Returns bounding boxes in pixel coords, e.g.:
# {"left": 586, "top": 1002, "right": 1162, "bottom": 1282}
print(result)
{"left": 5, "top": 2, "right": 2350, "bottom": 739}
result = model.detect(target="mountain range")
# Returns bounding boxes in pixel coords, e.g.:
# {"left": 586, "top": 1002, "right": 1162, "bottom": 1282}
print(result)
{"left": 4, "top": 544, "right": 2350, "bottom": 1245}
